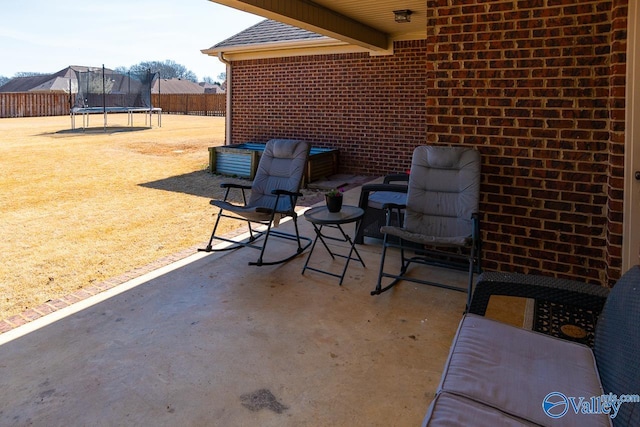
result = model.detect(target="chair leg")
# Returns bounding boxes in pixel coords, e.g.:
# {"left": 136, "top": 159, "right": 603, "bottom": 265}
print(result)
{"left": 248, "top": 210, "right": 312, "bottom": 266}
{"left": 475, "top": 238, "right": 483, "bottom": 274}
{"left": 291, "top": 213, "right": 306, "bottom": 255}
{"left": 200, "top": 188, "right": 311, "bottom": 265}
{"left": 371, "top": 237, "right": 404, "bottom": 295}
{"left": 465, "top": 260, "right": 474, "bottom": 313}
{"left": 464, "top": 245, "right": 477, "bottom": 312}
{"left": 200, "top": 207, "right": 225, "bottom": 252}
{"left": 200, "top": 187, "right": 252, "bottom": 253}
{"left": 199, "top": 207, "right": 256, "bottom": 253}
{"left": 399, "top": 246, "right": 410, "bottom": 276}
{"left": 251, "top": 211, "right": 277, "bottom": 266}
{"left": 372, "top": 241, "right": 390, "bottom": 295}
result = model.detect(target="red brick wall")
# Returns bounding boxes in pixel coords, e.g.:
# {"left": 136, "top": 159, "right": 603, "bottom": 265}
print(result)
{"left": 425, "top": 0, "right": 627, "bottom": 285}
{"left": 229, "top": 0, "right": 628, "bottom": 286}
{"left": 606, "top": 0, "right": 628, "bottom": 283}
{"left": 230, "top": 41, "right": 427, "bottom": 175}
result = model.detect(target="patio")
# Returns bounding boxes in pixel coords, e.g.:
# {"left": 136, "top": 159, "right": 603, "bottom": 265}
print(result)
{"left": 0, "top": 184, "right": 509, "bottom": 426}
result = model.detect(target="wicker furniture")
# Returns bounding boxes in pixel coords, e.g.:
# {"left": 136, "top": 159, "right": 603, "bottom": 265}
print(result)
{"left": 355, "top": 173, "right": 409, "bottom": 244}
{"left": 423, "top": 266, "right": 640, "bottom": 426}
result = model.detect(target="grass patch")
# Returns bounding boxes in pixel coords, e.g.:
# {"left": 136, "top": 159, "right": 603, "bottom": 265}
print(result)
{"left": 1, "top": 114, "right": 297, "bottom": 319}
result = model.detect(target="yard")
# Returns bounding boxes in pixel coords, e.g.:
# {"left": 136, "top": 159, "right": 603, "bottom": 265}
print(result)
{"left": 0, "top": 115, "right": 320, "bottom": 321}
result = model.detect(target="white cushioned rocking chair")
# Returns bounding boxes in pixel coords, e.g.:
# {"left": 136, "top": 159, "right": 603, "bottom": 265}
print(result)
{"left": 199, "top": 139, "right": 312, "bottom": 266}
{"left": 373, "top": 145, "right": 482, "bottom": 310}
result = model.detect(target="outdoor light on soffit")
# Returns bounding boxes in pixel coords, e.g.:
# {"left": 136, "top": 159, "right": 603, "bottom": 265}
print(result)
{"left": 394, "top": 9, "right": 412, "bottom": 23}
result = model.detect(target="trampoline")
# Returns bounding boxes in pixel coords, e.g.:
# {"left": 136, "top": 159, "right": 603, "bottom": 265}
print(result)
{"left": 70, "top": 66, "right": 161, "bottom": 130}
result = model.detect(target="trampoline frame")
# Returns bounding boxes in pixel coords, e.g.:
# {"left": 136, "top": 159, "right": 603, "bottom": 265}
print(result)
{"left": 69, "top": 66, "right": 161, "bottom": 131}
{"left": 70, "top": 106, "right": 162, "bottom": 130}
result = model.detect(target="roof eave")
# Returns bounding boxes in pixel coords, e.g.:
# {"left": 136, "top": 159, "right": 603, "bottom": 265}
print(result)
{"left": 202, "top": 38, "right": 375, "bottom": 62}
{"left": 201, "top": 36, "right": 349, "bottom": 56}
{"left": 207, "top": 0, "right": 389, "bottom": 51}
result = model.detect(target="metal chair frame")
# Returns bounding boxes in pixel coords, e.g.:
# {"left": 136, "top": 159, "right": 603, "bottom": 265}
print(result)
{"left": 372, "top": 146, "right": 482, "bottom": 310}
{"left": 199, "top": 139, "right": 312, "bottom": 266}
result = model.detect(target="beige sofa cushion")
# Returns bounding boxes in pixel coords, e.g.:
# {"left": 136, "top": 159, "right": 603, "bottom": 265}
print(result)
{"left": 437, "top": 314, "right": 611, "bottom": 427}
{"left": 423, "top": 392, "right": 538, "bottom": 426}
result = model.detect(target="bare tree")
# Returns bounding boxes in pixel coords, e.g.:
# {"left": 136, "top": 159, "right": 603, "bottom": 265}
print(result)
{"left": 87, "top": 73, "right": 114, "bottom": 94}
{"left": 120, "top": 60, "right": 197, "bottom": 82}
{"left": 13, "top": 71, "right": 49, "bottom": 77}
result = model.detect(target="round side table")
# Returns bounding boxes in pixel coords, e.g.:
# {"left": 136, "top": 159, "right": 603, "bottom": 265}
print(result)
{"left": 301, "top": 205, "right": 366, "bottom": 285}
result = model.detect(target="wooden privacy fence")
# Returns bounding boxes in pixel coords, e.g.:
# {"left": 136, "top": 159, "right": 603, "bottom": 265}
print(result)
{"left": 152, "top": 94, "right": 226, "bottom": 116}
{"left": 0, "top": 93, "right": 226, "bottom": 118}
{"left": 0, "top": 93, "right": 71, "bottom": 118}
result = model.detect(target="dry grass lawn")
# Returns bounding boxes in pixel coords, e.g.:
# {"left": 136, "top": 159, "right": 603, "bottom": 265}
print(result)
{"left": 0, "top": 114, "right": 321, "bottom": 321}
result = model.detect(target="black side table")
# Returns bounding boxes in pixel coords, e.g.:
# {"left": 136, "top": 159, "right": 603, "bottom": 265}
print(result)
{"left": 301, "top": 205, "right": 366, "bottom": 285}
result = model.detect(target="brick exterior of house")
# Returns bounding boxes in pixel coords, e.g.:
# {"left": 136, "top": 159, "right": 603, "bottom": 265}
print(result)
{"left": 231, "top": 42, "right": 428, "bottom": 174}
{"left": 229, "top": 0, "right": 628, "bottom": 287}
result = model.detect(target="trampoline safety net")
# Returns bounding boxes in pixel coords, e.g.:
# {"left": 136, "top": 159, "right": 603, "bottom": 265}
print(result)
{"left": 70, "top": 67, "right": 160, "bottom": 129}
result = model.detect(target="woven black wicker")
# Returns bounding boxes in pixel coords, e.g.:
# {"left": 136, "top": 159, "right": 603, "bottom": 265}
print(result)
{"left": 469, "top": 272, "right": 610, "bottom": 322}
{"left": 592, "top": 266, "right": 640, "bottom": 426}
{"left": 426, "top": 266, "right": 640, "bottom": 427}
{"left": 355, "top": 173, "right": 408, "bottom": 244}
{"left": 470, "top": 268, "right": 640, "bottom": 423}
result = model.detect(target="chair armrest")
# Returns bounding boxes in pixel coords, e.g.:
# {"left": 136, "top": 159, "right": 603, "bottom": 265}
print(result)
{"left": 255, "top": 207, "right": 274, "bottom": 214}
{"left": 383, "top": 202, "right": 407, "bottom": 210}
{"left": 358, "top": 184, "right": 408, "bottom": 209}
{"left": 383, "top": 173, "right": 410, "bottom": 184}
{"left": 360, "top": 183, "right": 409, "bottom": 194}
{"left": 271, "top": 189, "right": 303, "bottom": 197}
{"left": 220, "top": 182, "right": 252, "bottom": 190}
{"left": 468, "top": 272, "right": 610, "bottom": 318}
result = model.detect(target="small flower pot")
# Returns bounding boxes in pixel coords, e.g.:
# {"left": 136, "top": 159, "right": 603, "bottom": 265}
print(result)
{"left": 325, "top": 195, "right": 343, "bottom": 213}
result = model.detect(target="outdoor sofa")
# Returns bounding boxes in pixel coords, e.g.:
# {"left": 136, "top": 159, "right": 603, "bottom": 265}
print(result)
{"left": 423, "top": 265, "right": 640, "bottom": 427}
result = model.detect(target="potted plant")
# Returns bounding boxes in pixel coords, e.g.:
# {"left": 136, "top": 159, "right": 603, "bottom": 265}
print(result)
{"left": 325, "top": 187, "right": 343, "bottom": 212}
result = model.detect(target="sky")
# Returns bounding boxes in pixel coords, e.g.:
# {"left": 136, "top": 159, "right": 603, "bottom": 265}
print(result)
{"left": 0, "top": 0, "right": 264, "bottom": 82}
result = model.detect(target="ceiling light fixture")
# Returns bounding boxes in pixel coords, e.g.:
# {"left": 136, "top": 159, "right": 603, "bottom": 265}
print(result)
{"left": 393, "top": 9, "right": 413, "bottom": 23}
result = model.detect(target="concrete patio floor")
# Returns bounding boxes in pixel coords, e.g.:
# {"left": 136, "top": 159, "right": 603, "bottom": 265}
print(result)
{"left": 0, "top": 187, "right": 474, "bottom": 426}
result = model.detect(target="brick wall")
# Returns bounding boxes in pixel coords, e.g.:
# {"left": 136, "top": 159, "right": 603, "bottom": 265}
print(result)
{"left": 606, "top": 0, "right": 628, "bottom": 283}
{"left": 231, "top": 41, "right": 427, "bottom": 175}
{"left": 229, "top": 0, "right": 628, "bottom": 286}
{"left": 425, "top": 0, "right": 627, "bottom": 285}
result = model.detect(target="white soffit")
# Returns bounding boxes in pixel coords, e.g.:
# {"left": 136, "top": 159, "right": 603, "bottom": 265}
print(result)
{"left": 207, "top": 0, "right": 426, "bottom": 52}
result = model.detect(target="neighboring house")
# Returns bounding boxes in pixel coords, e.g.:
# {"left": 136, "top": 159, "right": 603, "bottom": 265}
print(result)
{"left": 152, "top": 78, "right": 204, "bottom": 94}
{"left": 0, "top": 66, "right": 102, "bottom": 93}
{"left": 199, "top": 82, "right": 225, "bottom": 94}
{"left": 202, "top": 1, "right": 636, "bottom": 289}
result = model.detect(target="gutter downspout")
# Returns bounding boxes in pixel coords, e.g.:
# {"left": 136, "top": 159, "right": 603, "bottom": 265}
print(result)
{"left": 218, "top": 52, "right": 232, "bottom": 146}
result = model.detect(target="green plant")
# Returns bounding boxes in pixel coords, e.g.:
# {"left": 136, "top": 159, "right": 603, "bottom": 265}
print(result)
{"left": 325, "top": 188, "right": 343, "bottom": 197}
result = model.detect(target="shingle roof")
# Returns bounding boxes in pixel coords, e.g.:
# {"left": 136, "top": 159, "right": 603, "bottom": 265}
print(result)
{"left": 0, "top": 66, "right": 109, "bottom": 93}
{"left": 210, "top": 19, "right": 326, "bottom": 49}
{"left": 29, "top": 76, "right": 75, "bottom": 92}
{"left": 0, "top": 75, "right": 54, "bottom": 92}
{"left": 152, "top": 78, "right": 204, "bottom": 94}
